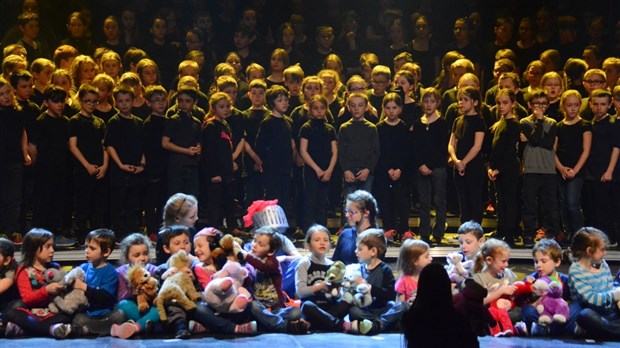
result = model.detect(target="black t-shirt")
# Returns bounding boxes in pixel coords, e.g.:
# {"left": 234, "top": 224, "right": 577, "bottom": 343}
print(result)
{"left": 299, "top": 118, "right": 336, "bottom": 169}
{"left": 411, "top": 117, "right": 449, "bottom": 170}
{"left": 163, "top": 111, "right": 202, "bottom": 166}
{"left": 400, "top": 102, "right": 423, "bottom": 130}
{"left": 376, "top": 119, "right": 410, "bottom": 174}
{"left": 452, "top": 114, "right": 486, "bottom": 166}
{"left": 104, "top": 114, "right": 144, "bottom": 184}
{"left": 587, "top": 115, "right": 618, "bottom": 179}
{"left": 488, "top": 118, "right": 520, "bottom": 174}
{"left": 556, "top": 119, "right": 592, "bottom": 173}
{"left": 143, "top": 114, "right": 168, "bottom": 180}
{"left": 30, "top": 112, "right": 69, "bottom": 166}
{"left": 17, "top": 99, "right": 41, "bottom": 137}
{"left": 68, "top": 113, "right": 106, "bottom": 166}
{"left": 243, "top": 107, "right": 269, "bottom": 170}
{"left": 93, "top": 107, "right": 118, "bottom": 124}
{"left": 202, "top": 118, "right": 234, "bottom": 182}
{"left": 0, "top": 107, "right": 25, "bottom": 164}
{"left": 255, "top": 115, "right": 294, "bottom": 175}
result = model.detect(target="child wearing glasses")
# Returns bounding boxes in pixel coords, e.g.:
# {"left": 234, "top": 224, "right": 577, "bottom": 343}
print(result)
{"left": 333, "top": 190, "right": 379, "bottom": 265}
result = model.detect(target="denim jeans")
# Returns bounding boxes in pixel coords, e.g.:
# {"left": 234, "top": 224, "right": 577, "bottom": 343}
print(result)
{"left": 348, "top": 301, "right": 408, "bottom": 332}
{"left": 250, "top": 301, "right": 301, "bottom": 332}
{"left": 577, "top": 307, "right": 620, "bottom": 340}
{"left": 521, "top": 301, "right": 581, "bottom": 335}
{"left": 557, "top": 176, "right": 584, "bottom": 237}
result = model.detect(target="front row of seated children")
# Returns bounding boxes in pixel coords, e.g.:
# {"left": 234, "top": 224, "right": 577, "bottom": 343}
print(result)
{"left": 2, "top": 222, "right": 620, "bottom": 341}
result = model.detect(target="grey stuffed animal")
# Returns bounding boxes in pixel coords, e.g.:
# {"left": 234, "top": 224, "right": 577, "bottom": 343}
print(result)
{"left": 45, "top": 268, "right": 90, "bottom": 315}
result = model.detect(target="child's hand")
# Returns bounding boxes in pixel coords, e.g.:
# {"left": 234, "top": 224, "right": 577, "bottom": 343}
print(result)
{"left": 161, "top": 266, "right": 178, "bottom": 279}
{"left": 96, "top": 165, "right": 107, "bottom": 180}
{"left": 487, "top": 169, "right": 499, "bottom": 181}
{"left": 601, "top": 170, "right": 613, "bottom": 183}
{"left": 418, "top": 165, "right": 432, "bottom": 176}
{"left": 315, "top": 168, "right": 325, "bottom": 179}
{"left": 322, "top": 169, "right": 333, "bottom": 182}
{"left": 519, "top": 133, "right": 528, "bottom": 142}
{"left": 314, "top": 282, "right": 328, "bottom": 293}
{"left": 233, "top": 162, "right": 239, "bottom": 171}
{"left": 211, "top": 176, "right": 222, "bottom": 183}
{"left": 503, "top": 284, "right": 517, "bottom": 296}
{"left": 46, "top": 282, "right": 65, "bottom": 295}
{"left": 73, "top": 278, "right": 87, "bottom": 291}
{"left": 356, "top": 168, "right": 370, "bottom": 181}
{"left": 344, "top": 170, "right": 356, "bottom": 183}
{"left": 180, "top": 266, "right": 195, "bottom": 280}
{"left": 86, "top": 164, "right": 99, "bottom": 176}
{"left": 120, "top": 164, "right": 134, "bottom": 173}
{"left": 24, "top": 153, "right": 32, "bottom": 166}
{"left": 389, "top": 168, "right": 401, "bottom": 181}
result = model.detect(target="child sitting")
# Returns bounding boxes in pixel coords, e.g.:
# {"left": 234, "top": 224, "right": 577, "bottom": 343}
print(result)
{"left": 395, "top": 239, "right": 432, "bottom": 305}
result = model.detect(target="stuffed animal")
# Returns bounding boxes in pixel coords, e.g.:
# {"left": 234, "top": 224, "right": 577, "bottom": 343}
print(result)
{"left": 485, "top": 282, "right": 514, "bottom": 337}
{"left": 203, "top": 261, "right": 252, "bottom": 313}
{"left": 445, "top": 252, "right": 473, "bottom": 285}
{"left": 156, "top": 250, "right": 203, "bottom": 321}
{"left": 45, "top": 267, "right": 90, "bottom": 315}
{"left": 126, "top": 265, "right": 159, "bottom": 312}
{"left": 532, "top": 277, "right": 570, "bottom": 326}
{"left": 341, "top": 263, "right": 372, "bottom": 308}
{"left": 325, "top": 261, "right": 345, "bottom": 300}
{"left": 211, "top": 234, "right": 246, "bottom": 269}
{"left": 453, "top": 279, "right": 496, "bottom": 336}
{"left": 512, "top": 277, "right": 535, "bottom": 307}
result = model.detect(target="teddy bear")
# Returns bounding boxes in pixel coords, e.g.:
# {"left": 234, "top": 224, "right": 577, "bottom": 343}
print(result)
{"left": 211, "top": 234, "right": 246, "bottom": 270}
{"left": 485, "top": 281, "right": 515, "bottom": 337}
{"left": 453, "top": 279, "right": 496, "bottom": 336}
{"left": 532, "top": 277, "right": 570, "bottom": 326}
{"left": 203, "top": 261, "right": 252, "bottom": 313}
{"left": 45, "top": 267, "right": 90, "bottom": 315}
{"left": 445, "top": 252, "right": 473, "bottom": 285}
{"left": 324, "top": 261, "right": 345, "bottom": 300}
{"left": 341, "top": 263, "right": 372, "bottom": 308}
{"left": 126, "top": 265, "right": 159, "bottom": 312}
{"left": 156, "top": 250, "right": 203, "bottom": 321}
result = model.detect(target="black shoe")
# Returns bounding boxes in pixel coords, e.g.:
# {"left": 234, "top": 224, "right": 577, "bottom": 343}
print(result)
{"left": 522, "top": 236, "right": 535, "bottom": 248}
{"left": 175, "top": 329, "right": 190, "bottom": 339}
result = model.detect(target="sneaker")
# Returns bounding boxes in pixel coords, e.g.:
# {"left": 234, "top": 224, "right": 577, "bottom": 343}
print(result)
{"left": 531, "top": 322, "right": 549, "bottom": 336}
{"left": 513, "top": 321, "right": 528, "bottom": 336}
{"left": 189, "top": 320, "right": 207, "bottom": 334}
{"left": 345, "top": 320, "right": 372, "bottom": 335}
{"left": 286, "top": 319, "right": 310, "bottom": 334}
{"left": 4, "top": 322, "right": 24, "bottom": 337}
{"left": 235, "top": 321, "right": 257, "bottom": 335}
{"left": 486, "top": 203, "right": 495, "bottom": 212}
{"left": 175, "top": 329, "right": 190, "bottom": 339}
{"left": 54, "top": 235, "right": 78, "bottom": 248}
{"left": 534, "top": 228, "right": 547, "bottom": 242}
{"left": 522, "top": 236, "right": 535, "bottom": 248}
{"left": 111, "top": 321, "right": 139, "bottom": 339}
{"left": 384, "top": 230, "right": 400, "bottom": 245}
{"left": 402, "top": 230, "right": 416, "bottom": 241}
{"left": 10, "top": 233, "right": 23, "bottom": 245}
{"left": 364, "top": 320, "right": 381, "bottom": 336}
{"left": 51, "top": 323, "right": 85, "bottom": 339}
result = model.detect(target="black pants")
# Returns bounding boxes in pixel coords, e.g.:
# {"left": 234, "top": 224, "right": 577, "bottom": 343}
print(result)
{"left": 4, "top": 308, "right": 72, "bottom": 337}
{"left": 454, "top": 162, "right": 485, "bottom": 224}
{"left": 73, "top": 167, "right": 107, "bottom": 241}
{"left": 301, "top": 301, "right": 352, "bottom": 332}
{"left": 205, "top": 180, "right": 235, "bottom": 231}
{"left": 522, "top": 173, "right": 560, "bottom": 237}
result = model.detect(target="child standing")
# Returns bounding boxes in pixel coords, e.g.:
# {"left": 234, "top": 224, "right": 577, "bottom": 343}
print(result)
{"left": 333, "top": 190, "right": 379, "bottom": 265}
{"left": 487, "top": 89, "right": 521, "bottom": 246}
{"left": 555, "top": 90, "right": 591, "bottom": 240}
{"left": 297, "top": 225, "right": 352, "bottom": 332}
{"left": 3, "top": 229, "right": 81, "bottom": 338}
{"left": 242, "top": 79, "right": 269, "bottom": 204}
{"left": 348, "top": 229, "right": 408, "bottom": 335}
{"left": 395, "top": 239, "right": 432, "bottom": 304}
{"left": 448, "top": 86, "right": 486, "bottom": 224}
{"left": 568, "top": 227, "right": 620, "bottom": 340}
{"left": 299, "top": 95, "right": 338, "bottom": 230}
{"left": 366, "top": 65, "right": 392, "bottom": 117}
{"left": 412, "top": 88, "right": 449, "bottom": 244}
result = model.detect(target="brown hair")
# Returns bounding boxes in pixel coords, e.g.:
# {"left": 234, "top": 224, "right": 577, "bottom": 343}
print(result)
{"left": 356, "top": 228, "right": 387, "bottom": 260}
{"left": 472, "top": 238, "right": 510, "bottom": 273}
{"left": 397, "top": 239, "right": 430, "bottom": 276}
{"left": 570, "top": 227, "right": 609, "bottom": 261}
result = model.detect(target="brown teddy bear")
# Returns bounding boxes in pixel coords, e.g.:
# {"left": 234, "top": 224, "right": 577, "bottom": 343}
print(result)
{"left": 126, "top": 265, "right": 159, "bottom": 312}
{"left": 211, "top": 234, "right": 245, "bottom": 269}
{"left": 156, "top": 250, "right": 202, "bottom": 321}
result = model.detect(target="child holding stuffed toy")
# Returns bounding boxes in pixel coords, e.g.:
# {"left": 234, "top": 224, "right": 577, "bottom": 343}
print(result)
{"left": 472, "top": 238, "right": 519, "bottom": 336}
{"left": 3, "top": 229, "right": 83, "bottom": 338}
{"left": 297, "top": 224, "right": 353, "bottom": 332}
{"left": 111, "top": 233, "right": 160, "bottom": 338}
{"left": 568, "top": 227, "right": 620, "bottom": 340}
{"left": 522, "top": 238, "right": 580, "bottom": 336}
{"left": 347, "top": 229, "right": 408, "bottom": 335}
{"left": 395, "top": 239, "right": 432, "bottom": 304}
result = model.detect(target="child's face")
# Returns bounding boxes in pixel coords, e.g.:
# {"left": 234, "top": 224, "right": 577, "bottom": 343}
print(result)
{"left": 115, "top": 92, "right": 133, "bottom": 115}
{"left": 414, "top": 250, "right": 433, "bottom": 271}
{"left": 613, "top": 95, "right": 620, "bottom": 112}
{"left": 543, "top": 78, "right": 562, "bottom": 101}
{"left": 94, "top": 82, "right": 110, "bottom": 101}
{"left": 458, "top": 232, "right": 482, "bottom": 260}
{"left": 177, "top": 204, "right": 198, "bottom": 227}
{"left": 251, "top": 234, "right": 273, "bottom": 258}
{"left": 393, "top": 59, "right": 406, "bottom": 73}
{"left": 371, "top": 74, "right": 390, "bottom": 95}
{"left": 422, "top": 96, "right": 439, "bottom": 115}
{"left": 0, "top": 85, "right": 12, "bottom": 107}
{"left": 193, "top": 236, "right": 212, "bottom": 263}
{"left": 247, "top": 70, "right": 265, "bottom": 83}
{"left": 241, "top": 11, "right": 257, "bottom": 29}
{"left": 303, "top": 82, "right": 321, "bottom": 101}
{"left": 20, "top": 19, "right": 39, "bottom": 39}
{"left": 590, "top": 96, "right": 611, "bottom": 119}
{"left": 307, "top": 231, "right": 330, "bottom": 258}
{"left": 533, "top": 251, "right": 560, "bottom": 277}
{"left": 584, "top": 74, "right": 606, "bottom": 95}
{"left": 34, "top": 66, "right": 54, "bottom": 85}
{"left": 85, "top": 240, "right": 109, "bottom": 266}
{"left": 127, "top": 243, "right": 150, "bottom": 265}
{"left": 213, "top": 98, "right": 232, "bottom": 119}
{"left": 344, "top": 200, "right": 366, "bottom": 227}
{"left": 496, "top": 94, "right": 514, "bottom": 117}
{"left": 316, "top": 28, "right": 334, "bottom": 50}
{"left": 151, "top": 19, "right": 167, "bottom": 41}
{"left": 221, "top": 86, "right": 238, "bottom": 101}
{"left": 562, "top": 95, "right": 581, "bottom": 119}
{"left": 248, "top": 87, "right": 265, "bottom": 107}
{"left": 310, "top": 100, "right": 326, "bottom": 119}
{"left": 52, "top": 75, "right": 71, "bottom": 94}
{"left": 177, "top": 93, "right": 197, "bottom": 114}
{"left": 103, "top": 18, "right": 120, "bottom": 41}
{"left": 272, "top": 94, "right": 289, "bottom": 114}
{"left": 234, "top": 32, "right": 252, "bottom": 50}
{"left": 394, "top": 75, "right": 413, "bottom": 93}
{"left": 529, "top": 97, "right": 549, "bottom": 118}
{"left": 355, "top": 243, "right": 376, "bottom": 264}
{"left": 320, "top": 76, "right": 335, "bottom": 94}
{"left": 281, "top": 27, "right": 294, "bottom": 47}
{"left": 458, "top": 94, "right": 478, "bottom": 115}
{"left": 603, "top": 65, "right": 620, "bottom": 90}
{"left": 15, "top": 78, "right": 33, "bottom": 100}
{"left": 165, "top": 234, "right": 192, "bottom": 255}
{"left": 141, "top": 66, "right": 158, "bottom": 86}
{"left": 526, "top": 65, "right": 543, "bottom": 87}
{"left": 347, "top": 96, "right": 368, "bottom": 119}
{"left": 590, "top": 243, "right": 607, "bottom": 265}
{"left": 285, "top": 78, "right": 301, "bottom": 96}
{"left": 80, "top": 63, "right": 97, "bottom": 84}
{"left": 45, "top": 99, "right": 66, "bottom": 117}
{"left": 225, "top": 55, "right": 242, "bottom": 73}
{"left": 383, "top": 100, "right": 401, "bottom": 121}
{"left": 79, "top": 92, "right": 98, "bottom": 114}
{"left": 451, "top": 67, "right": 466, "bottom": 85}
{"left": 486, "top": 249, "right": 510, "bottom": 274}
{"left": 36, "top": 238, "right": 54, "bottom": 265}
{"left": 498, "top": 78, "right": 518, "bottom": 93}
{"left": 146, "top": 93, "right": 168, "bottom": 115}
{"left": 68, "top": 17, "right": 86, "bottom": 38}
{"left": 103, "top": 60, "right": 121, "bottom": 79}
{"left": 270, "top": 54, "right": 285, "bottom": 72}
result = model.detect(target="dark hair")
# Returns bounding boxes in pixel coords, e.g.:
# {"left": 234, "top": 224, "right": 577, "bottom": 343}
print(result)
{"left": 113, "top": 84, "right": 135, "bottom": 99}
{"left": 0, "top": 238, "right": 17, "bottom": 273}
{"left": 265, "top": 85, "right": 289, "bottom": 109}
{"left": 356, "top": 228, "right": 387, "bottom": 260}
{"left": 457, "top": 220, "right": 483, "bottom": 239}
{"left": 457, "top": 86, "right": 482, "bottom": 114}
{"left": 9, "top": 69, "right": 32, "bottom": 88}
{"left": 20, "top": 228, "right": 54, "bottom": 268}
{"left": 122, "top": 47, "right": 149, "bottom": 71}
{"left": 532, "top": 238, "right": 563, "bottom": 262}
{"left": 17, "top": 12, "right": 39, "bottom": 27}
{"left": 43, "top": 84, "right": 68, "bottom": 102}
{"left": 254, "top": 226, "right": 283, "bottom": 252}
{"left": 527, "top": 88, "right": 549, "bottom": 103}
{"left": 176, "top": 86, "right": 199, "bottom": 101}
{"left": 119, "top": 233, "right": 151, "bottom": 265}
{"left": 346, "top": 190, "right": 379, "bottom": 225}
{"left": 86, "top": 228, "right": 116, "bottom": 254}
{"left": 591, "top": 88, "right": 612, "bottom": 103}
{"left": 77, "top": 83, "right": 99, "bottom": 100}
{"left": 570, "top": 227, "right": 609, "bottom": 261}
{"left": 304, "top": 224, "right": 331, "bottom": 249}
{"left": 156, "top": 225, "right": 192, "bottom": 264}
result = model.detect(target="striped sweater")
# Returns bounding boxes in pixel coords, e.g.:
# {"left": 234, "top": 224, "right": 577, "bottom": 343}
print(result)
{"left": 568, "top": 260, "right": 616, "bottom": 310}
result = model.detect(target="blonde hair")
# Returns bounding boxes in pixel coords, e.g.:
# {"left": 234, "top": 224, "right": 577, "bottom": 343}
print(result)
{"left": 396, "top": 239, "right": 430, "bottom": 276}
{"left": 162, "top": 193, "right": 198, "bottom": 227}
{"left": 301, "top": 75, "right": 323, "bottom": 104}
{"left": 560, "top": 89, "right": 582, "bottom": 113}
{"left": 69, "top": 55, "right": 98, "bottom": 90}
{"left": 207, "top": 91, "right": 232, "bottom": 118}
{"left": 472, "top": 238, "right": 510, "bottom": 273}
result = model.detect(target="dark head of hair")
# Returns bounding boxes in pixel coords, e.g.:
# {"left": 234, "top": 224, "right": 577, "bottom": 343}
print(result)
{"left": 304, "top": 224, "right": 331, "bottom": 249}
{"left": 356, "top": 228, "right": 387, "bottom": 261}
{"left": 308, "top": 94, "right": 328, "bottom": 109}
{"left": 43, "top": 84, "right": 68, "bottom": 102}
{"left": 563, "top": 58, "right": 588, "bottom": 83}
{"left": 0, "top": 238, "right": 17, "bottom": 272}
{"left": 86, "top": 228, "right": 116, "bottom": 254}
{"left": 382, "top": 92, "right": 402, "bottom": 108}
{"left": 113, "top": 84, "right": 135, "bottom": 100}
{"left": 53, "top": 45, "right": 79, "bottom": 67}
{"left": 457, "top": 220, "right": 483, "bottom": 238}
{"left": 119, "top": 233, "right": 151, "bottom": 265}
{"left": 265, "top": 85, "right": 289, "bottom": 109}
{"left": 570, "top": 227, "right": 609, "bottom": 261}
{"left": 17, "top": 11, "right": 39, "bottom": 27}
{"left": 77, "top": 83, "right": 99, "bottom": 100}
{"left": 234, "top": 25, "right": 256, "bottom": 39}
{"left": 123, "top": 47, "right": 149, "bottom": 71}
{"left": 254, "top": 226, "right": 283, "bottom": 253}
{"left": 21, "top": 228, "right": 54, "bottom": 268}
{"left": 532, "top": 238, "right": 563, "bottom": 262}
{"left": 499, "top": 71, "right": 520, "bottom": 87}
{"left": 346, "top": 190, "right": 379, "bottom": 225}
{"left": 156, "top": 225, "right": 192, "bottom": 264}
{"left": 591, "top": 88, "right": 612, "bottom": 103}
{"left": 527, "top": 88, "right": 549, "bottom": 103}
{"left": 145, "top": 85, "right": 167, "bottom": 100}
{"left": 457, "top": 86, "right": 482, "bottom": 113}
{"left": 177, "top": 85, "right": 199, "bottom": 101}
{"left": 9, "top": 69, "right": 32, "bottom": 88}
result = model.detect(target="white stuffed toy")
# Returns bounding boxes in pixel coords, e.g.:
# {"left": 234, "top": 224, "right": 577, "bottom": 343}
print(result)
{"left": 445, "top": 252, "right": 473, "bottom": 285}
{"left": 341, "top": 263, "right": 372, "bottom": 308}
{"left": 203, "top": 261, "right": 252, "bottom": 313}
